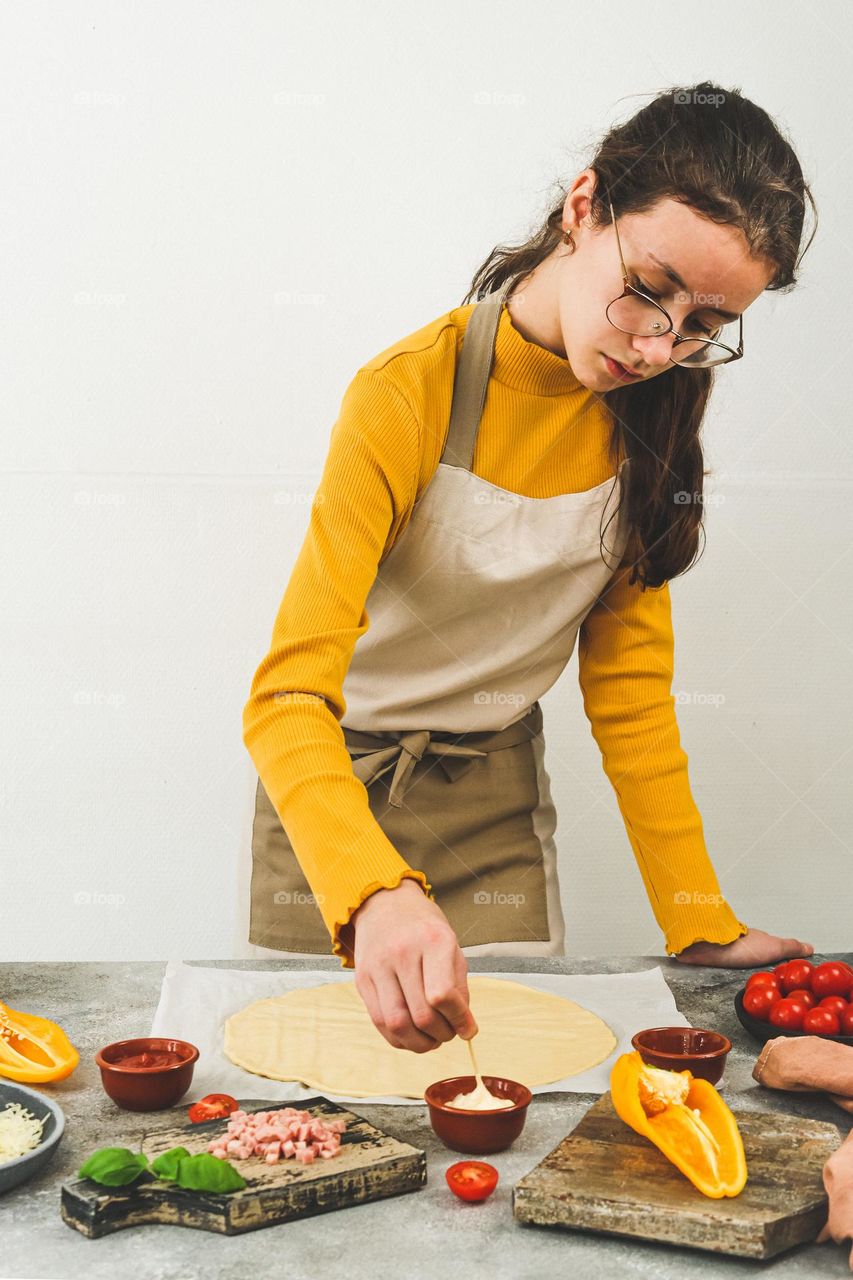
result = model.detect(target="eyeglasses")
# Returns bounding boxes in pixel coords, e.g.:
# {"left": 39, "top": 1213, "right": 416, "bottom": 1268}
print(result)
{"left": 602, "top": 193, "right": 744, "bottom": 369}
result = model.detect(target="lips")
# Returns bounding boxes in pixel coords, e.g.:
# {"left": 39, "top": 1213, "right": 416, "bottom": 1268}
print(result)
{"left": 604, "top": 355, "right": 643, "bottom": 382}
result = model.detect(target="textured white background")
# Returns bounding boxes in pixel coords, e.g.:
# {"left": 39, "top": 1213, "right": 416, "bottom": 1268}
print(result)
{"left": 2, "top": 1, "right": 849, "bottom": 959}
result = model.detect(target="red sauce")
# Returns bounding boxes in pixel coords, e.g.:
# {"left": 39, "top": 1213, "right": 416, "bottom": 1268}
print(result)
{"left": 111, "top": 1048, "right": 185, "bottom": 1069}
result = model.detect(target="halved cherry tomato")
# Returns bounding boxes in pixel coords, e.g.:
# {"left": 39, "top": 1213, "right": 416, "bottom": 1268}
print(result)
{"left": 787, "top": 988, "right": 816, "bottom": 1010}
{"left": 769, "top": 996, "right": 809, "bottom": 1030}
{"left": 819, "top": 996, "right": 849, "bottom": 1018}
{"left": 811, "top": 963, "right": 852, "bottom": 1000}
{"left": 803, "top": 1007, "right": 841, "bottom": 1036}
{"left": 187, "top": 1093, "right": 239, "bottom": 1123}
{"left": 778, "top": 960, "right": 815, "bottom": 994}
{"left": 445, "top": 1160, "right": 499, "bottom": 1201}
{"left": 743, "top": 985, "right": 780, "bottom": 1020}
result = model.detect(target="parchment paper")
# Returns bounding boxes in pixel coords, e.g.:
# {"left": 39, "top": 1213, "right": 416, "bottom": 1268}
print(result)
{"left": 150, "top": 960, "right": 690, "bottom": 1106}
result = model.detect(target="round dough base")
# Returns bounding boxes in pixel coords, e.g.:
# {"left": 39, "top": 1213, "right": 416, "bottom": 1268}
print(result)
{"left": 224, "top": 975, "right": 616, "bottom": 1099}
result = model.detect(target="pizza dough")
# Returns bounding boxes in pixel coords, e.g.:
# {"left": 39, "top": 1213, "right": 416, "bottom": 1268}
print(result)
{"left": 223, "top": 975, "right": 616, "bottom": 1099}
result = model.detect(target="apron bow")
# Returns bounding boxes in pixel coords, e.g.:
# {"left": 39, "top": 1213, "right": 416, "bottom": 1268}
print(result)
{"left": 348, "top": 731, "right": 488, "bottom": 808}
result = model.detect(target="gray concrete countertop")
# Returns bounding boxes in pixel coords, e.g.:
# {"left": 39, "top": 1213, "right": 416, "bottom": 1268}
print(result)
{"left": 1, "top": 954, "right": 851, "bottom": 1280}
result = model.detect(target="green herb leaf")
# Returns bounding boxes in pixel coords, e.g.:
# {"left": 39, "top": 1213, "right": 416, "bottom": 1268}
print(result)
{"left": 175, "top": 1152, "right": 247, "bottom": 1194}
{"left": 78, "top": 1146, "right": 150, "bottom": 1186}
{"left": 150, "top": 1146, "right": 192, "bottom": 1181}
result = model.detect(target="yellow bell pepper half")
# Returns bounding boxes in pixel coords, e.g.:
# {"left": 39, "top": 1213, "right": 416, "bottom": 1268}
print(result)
{"left": 0, "top": 1000, "right": 79, "bottom": 1083}
{"left": 609, "top": 1050, "right": 747, "bottom": 1198}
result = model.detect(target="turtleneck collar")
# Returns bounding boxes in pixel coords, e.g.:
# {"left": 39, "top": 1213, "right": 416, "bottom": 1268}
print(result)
{"left": 480, "top": 300, "right": 590, "bottom": 398}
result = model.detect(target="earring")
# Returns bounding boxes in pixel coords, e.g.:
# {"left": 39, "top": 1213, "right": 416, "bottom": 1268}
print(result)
{"left": 562, "top": 225, "right": 575, "bottom": 249}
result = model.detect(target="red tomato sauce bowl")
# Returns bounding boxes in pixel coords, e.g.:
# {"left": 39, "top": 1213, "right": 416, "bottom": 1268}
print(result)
{"left": 630, "top": 1027, "right": 731, "bottom": 1084}
{"left": 95, "top": 1037, "right": 199, "bottom": 1111}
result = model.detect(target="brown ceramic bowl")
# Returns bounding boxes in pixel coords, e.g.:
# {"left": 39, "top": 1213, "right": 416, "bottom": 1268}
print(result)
{"left": 631, "top": 1026, "right": 731, "bottom": 1085}
{"left": 424, "top": 1075, "right": 532, "bottom": 1154}
{"left": 95, "top": 1037, "right": 199, "bottom": 1111}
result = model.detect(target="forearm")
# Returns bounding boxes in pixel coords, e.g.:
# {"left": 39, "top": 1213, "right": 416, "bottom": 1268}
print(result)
{"left": 577, "top": 571, "right": 748, "bottom": 954}
{"left": 244, "top": 694, "right": 432, "bottom": 966}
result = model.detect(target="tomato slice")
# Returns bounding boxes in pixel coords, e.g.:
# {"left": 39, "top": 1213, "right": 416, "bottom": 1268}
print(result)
{"left": 187, "top": 1093, "right": 239, "bottom": 1123}
{"left": 445, "top": 1160, "right": 499, "bottom": 1201}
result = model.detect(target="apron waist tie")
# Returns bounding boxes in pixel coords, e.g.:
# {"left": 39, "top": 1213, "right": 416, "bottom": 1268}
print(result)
{"left": 348, "top": 735, "right": 487, "bottom": 808}
{"left": 343, "top": 704, "right": 543, "bottom": 809}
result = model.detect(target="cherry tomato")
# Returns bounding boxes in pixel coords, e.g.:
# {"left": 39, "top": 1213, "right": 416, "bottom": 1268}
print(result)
{"left": 811, "top": 962, "right": 853, "bottom": 999}
{"left": 773, "top": 962, "right": 788, "bottom": 977}
{"left": 743, "top": 985, "right": 780, "bottom": 1020}
{"left": 445, "top": 1160, "right": 499, "bottom": 1201}
{"left": 746, "top": 971, "right": 780, "bottom": 988}
{"left": 787, "top": 988, "right": 816, "bottom": 1010}
{"left": 745, "top": 972, "right": 782, "bottom": 997}
{"left": 819, "top": 996, "right": 849, "bottom": 1018}
{"left": 187, "top": 1093, "right": 239, "bottom": 1123}
{"left": 841, "top": 1007, "right": 853, "bottom": 1037}
{"left": 769, "top": 996, "right": 808, "bottom": 1030}
{"left": 803, "top": 1007, "right": 841, "bottom": 1036}
{"left": 778, "top": 960, "right": 815, "bottom": 994}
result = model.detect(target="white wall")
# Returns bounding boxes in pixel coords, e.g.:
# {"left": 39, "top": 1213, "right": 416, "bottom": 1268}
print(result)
{"left": 3, "top": 1, "right": 850, "bottom": 960}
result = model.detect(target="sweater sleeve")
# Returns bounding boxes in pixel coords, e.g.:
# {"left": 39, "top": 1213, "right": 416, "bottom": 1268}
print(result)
{"left": 242, "top": 368, "right": 434, "bottom": 968}
{"left": 576, "top": 567, "right": 749, "bottom": 955}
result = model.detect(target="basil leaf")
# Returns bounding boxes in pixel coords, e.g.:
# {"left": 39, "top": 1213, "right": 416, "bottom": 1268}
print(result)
{"left": 150, "top": 1145, "right": 192, "bottom": 1181}
{"left": 78, "top": 1146, "right": 150, "bottom": 1186}
{"left": 175, "top": 1152, "right": 247, "bottom": 1194}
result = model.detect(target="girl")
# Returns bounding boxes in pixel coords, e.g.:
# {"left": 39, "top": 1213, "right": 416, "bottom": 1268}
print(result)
{"left": 243, "top": 81, "right": 817, "bottom": 1054}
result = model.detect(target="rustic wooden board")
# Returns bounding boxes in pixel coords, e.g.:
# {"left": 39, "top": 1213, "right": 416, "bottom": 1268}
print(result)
{"left": 61, "top": 1096, "right": 426, "bottom": 1237}
{"left": 513, "top": 1092, "right": 843, "bottom": 1259}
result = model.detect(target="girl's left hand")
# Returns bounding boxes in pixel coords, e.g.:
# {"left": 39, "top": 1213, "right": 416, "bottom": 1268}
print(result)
{"left": 673, "top": 927, "right": 814, "bottom": 968}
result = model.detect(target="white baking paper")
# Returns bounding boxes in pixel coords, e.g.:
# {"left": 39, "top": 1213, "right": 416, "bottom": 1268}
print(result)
{"left": 150, "top": 960, "right": 690, "bottom": 1106}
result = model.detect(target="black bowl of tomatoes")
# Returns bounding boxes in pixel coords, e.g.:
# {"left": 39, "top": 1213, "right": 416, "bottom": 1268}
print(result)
{"left": 735, "top": 958, "right": 853, "bottom": 1044}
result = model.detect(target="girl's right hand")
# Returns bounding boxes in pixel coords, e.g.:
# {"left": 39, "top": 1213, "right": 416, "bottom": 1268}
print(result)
{"left": 349, "top": 877, "right": 479, "bottom": 1053}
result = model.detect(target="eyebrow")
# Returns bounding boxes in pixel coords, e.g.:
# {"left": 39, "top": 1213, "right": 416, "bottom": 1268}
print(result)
{"left": 645, "top": 253, "right": 741, "bottom": 322}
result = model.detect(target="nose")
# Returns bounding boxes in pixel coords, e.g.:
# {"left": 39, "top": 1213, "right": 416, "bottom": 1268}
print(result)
{"left": 631, "top": 333, "right": 677, "bottom": 369}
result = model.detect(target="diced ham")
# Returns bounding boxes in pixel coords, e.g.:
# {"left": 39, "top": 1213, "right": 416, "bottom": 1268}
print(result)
{"left": 206, "top": 1106, "right": 345, "bottom": 1167}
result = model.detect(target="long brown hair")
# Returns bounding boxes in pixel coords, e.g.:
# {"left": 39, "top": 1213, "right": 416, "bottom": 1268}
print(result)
{"left": 463, "top": 81, "right": 817, "bottom": 588}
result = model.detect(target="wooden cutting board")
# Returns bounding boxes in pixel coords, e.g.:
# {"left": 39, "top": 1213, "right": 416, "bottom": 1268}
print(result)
{"left": 61, "top": 1096, "right": 425, "bottom": 1237}
{"left": 513, "top": 1092, "right": 843, "bottom": 1259}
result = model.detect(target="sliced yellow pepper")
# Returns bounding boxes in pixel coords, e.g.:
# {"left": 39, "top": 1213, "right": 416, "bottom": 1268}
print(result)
{"left": 0, "top": 1000, "right": 79, "bottom": 1083}
{"left": 610, "top": 1050, "right": 747, "bottom": 1198}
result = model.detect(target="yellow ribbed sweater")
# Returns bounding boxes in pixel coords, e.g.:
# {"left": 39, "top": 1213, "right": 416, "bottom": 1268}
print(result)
{"left": 243, "top": 300, "right": 749, "bottom": 967}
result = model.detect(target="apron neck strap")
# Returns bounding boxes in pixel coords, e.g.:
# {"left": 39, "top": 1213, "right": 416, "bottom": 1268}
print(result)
{"left": 441, "top": 272, "right": 524, "bottom": 472}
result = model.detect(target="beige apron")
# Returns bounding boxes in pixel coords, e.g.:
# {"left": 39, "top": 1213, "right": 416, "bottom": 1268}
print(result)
{"left": 248, "top": 273, "right": 629, "bottom": 959}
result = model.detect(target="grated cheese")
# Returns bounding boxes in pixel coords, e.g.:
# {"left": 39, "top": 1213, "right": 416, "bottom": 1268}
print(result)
{"left": 0, "top": 1100, "right": 46, "bottom": 1163}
